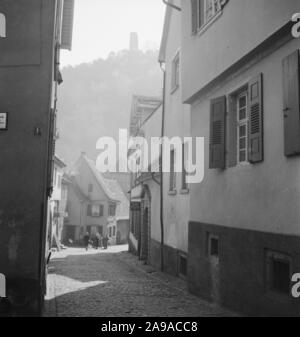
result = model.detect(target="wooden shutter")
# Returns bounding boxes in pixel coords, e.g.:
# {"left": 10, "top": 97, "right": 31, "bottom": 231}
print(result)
{"left": 169, "top": 149, "right": 176, "bottom": 190}
{"left": 209, "top": 96, "right": 226, "bottom": 169}
{"left": 282, "top": 50, "right": 300, "bottom": 156}
{"left": 87, "top": 204, "right": 92, "bottom": 216}
{"left": 248, "top": 74, "right": 264, "bottom": 163}
{"left": 228, "top": 95, "right": 237, "bottom": 167}
{"left": 61, "top": 0, "right": 75, "bottom": 50}
{"left": 191, "top": 0, "right": 198, "bottom": 34}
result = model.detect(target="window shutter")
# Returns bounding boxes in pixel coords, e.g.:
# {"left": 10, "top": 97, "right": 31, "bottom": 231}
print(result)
{"left": 87, "top": 204, "right": 92, "bottom": 216}
{"left": 191, "top": 0, "right": 198, "bottom": 34}
{"left": 61, "top": 0, "right": 75, "bottom": 50}
{"left": 282, "top": 50, "right": 300, "bottom": 157}
{"left": 228, "top": 95, "right": 237, "bottom": 167}
{"left": 248, "top": 74, "right": 264, "bottom": 163}
{"left": 209, "top": 96, "right": 226, "bottom": 169}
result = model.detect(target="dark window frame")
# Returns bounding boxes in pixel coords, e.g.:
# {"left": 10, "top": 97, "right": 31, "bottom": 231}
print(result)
{"left": 207, "top": 233, "right": 219, "bottom": 259}
{"left": 265, "top": 250, "right": 292, "bottom": 297}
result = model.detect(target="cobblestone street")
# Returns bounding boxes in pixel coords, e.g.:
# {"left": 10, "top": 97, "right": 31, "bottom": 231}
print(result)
{"left": 44, "top": 245, "right": 236, "bottom": 317}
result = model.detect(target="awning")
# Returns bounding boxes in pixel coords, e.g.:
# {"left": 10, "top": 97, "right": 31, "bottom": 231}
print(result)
{"left": 130, "top": 184, "right": 143, "bottom": 201}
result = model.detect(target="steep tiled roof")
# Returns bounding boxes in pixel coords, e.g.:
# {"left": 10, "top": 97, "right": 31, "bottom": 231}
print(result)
{"left": 103, "top": 178, "right": 129, "bottom": 219}
{"left": 71, "top": 182, "right": 90, "bottom": 202}
{"left": 83, "top": 156, "right": 129, "bottom": 219}
{"left": 84, "top": 157, "right": 119, "bottom": 202}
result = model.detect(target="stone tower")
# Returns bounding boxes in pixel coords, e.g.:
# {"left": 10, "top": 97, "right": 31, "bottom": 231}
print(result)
{"left": 129, "top": 32, "right": 139, "bottom": 52}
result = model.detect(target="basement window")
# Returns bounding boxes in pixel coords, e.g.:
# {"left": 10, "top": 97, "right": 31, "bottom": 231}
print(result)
{"left": 266, "top": 251, "right": 291, "bottom": 295}
{"left": 178, "top": 253, "right": 188, "bottom": 278}
{"left": 207, "top": 233, "right": 219, "bottom": 258}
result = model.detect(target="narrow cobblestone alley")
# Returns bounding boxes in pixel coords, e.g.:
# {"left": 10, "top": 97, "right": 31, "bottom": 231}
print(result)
{"left": 44, "top": 245, "right": 236, "bottom": 317}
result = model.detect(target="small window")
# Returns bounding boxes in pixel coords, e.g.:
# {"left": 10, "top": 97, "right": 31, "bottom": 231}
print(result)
{"left": 0, "top": 13, "right": 6, "bottom": 38}
{"left": 92, "top": 205, "right": 101, "bottom": 217}
{"left": 87, "top": 204, "right": 102, "bottom": 217}
{"left": 87, "top": 204, "right": 92, "bottom": 216}
{"left": 192, "top": 0, "right": 222, "bottom": 34}
{"left": 169, "top": 149, "right": 176, "bottom": 192}
{"left": 109, "top": 204, "right": 116, "bottom": 217}
{"left": 266, "top": 251, "right": 291, "bottom": 295}
{"left": 88, "top": 183, "right": 93, "bottom": 193}
{"left": 207, "top": 234, "right": 219, "bottom": 258}
{"left": 109, "top": 227, "right": 112, "bottom": 237}
{"left": 113, "top": 226, "right": 116, "bottom": 237}
{"left": 171, "top": 52, "right": 180, "bottom": 92}
{"left": 178, "top": 254, "right": 188, "bottom": 277}
{"left": 237, "top": 92, "right": 249, "bottom": 164}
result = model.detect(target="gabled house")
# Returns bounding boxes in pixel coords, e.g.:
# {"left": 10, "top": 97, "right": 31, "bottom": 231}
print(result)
{"left": 63, "top": 153, "right": 129, "bottom": 245}
{"left": 128, "top": 96, "right": 162, "bottom": 263}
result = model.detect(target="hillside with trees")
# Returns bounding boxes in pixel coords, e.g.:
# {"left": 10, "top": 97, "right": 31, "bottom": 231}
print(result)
{"left": 56, "top": 49, "right": 162, "bottom": 167}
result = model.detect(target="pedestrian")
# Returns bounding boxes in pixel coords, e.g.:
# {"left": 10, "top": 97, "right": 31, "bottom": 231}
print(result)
{"left": 95, "top": 232, "right": 101, "bottom": 249}
{"left": 102, "top": 235, "right": 109, "bottom": 249}
{"left": 99, "top": 233, "right": 103, "bottom": 249}
{"left": 83, "top": 232, "right": 90, "bottom": 251}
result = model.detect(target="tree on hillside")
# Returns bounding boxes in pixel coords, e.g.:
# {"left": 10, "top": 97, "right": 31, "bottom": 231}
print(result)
{"left": 56, "top": 49, "right": 162, "bottom": 167}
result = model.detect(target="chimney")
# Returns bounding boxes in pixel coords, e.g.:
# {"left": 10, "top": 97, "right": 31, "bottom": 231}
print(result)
{"left": 129, "top": 32, "right": 139, "bottom": 52}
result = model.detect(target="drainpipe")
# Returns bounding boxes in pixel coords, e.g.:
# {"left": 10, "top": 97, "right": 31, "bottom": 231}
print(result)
{"left": 159, "top": 61, "right": 166, "bottom": 272}
{"left": 162, "top": 0, "right": 181, "bottom": 11}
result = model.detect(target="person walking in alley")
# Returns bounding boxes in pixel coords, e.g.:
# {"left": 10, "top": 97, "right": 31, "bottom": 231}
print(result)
{"left": 102, "top": 235, "right": 109, "bottom": 249}
{"left": 95, "top": 232, "right": 101, "bottom": 249}
{"left": 83, "top": 232, "right": 90, "bottom": 251}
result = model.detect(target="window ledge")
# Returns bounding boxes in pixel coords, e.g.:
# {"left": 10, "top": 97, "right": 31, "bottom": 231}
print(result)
{"left": 168, "top": 190, "right": 177, "bottom": 196}
{"left": 195, "top": 11, "right": 223, "bottom": 38}
{"left": 180, "top": 189, "right": 189, "bottom": 195}
{"left": 236, "top": 161, "right": 251, "bottom": 168}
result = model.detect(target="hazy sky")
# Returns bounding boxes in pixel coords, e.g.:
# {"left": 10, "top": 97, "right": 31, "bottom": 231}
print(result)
{"left": 61, "top": 0, "right": 166, "bottom": 67}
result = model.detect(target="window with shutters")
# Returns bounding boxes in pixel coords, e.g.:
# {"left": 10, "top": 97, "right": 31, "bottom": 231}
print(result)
{"left": 87, "top": 204, "right": 103, "bottom": 217}
{"left": 109, "top": 204, "right": 116, "bottom": 217}
{"left": 209, "top": 96, "right": 226, "bottom": 169}
{"left": 191, "top": 0, "right": 223, "bottom": 34}
{"left": 227, "top": 75, "right": 264, "bottom": 168}
{"left": 237, "top": 92, "right": 249, "bottom": 164}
